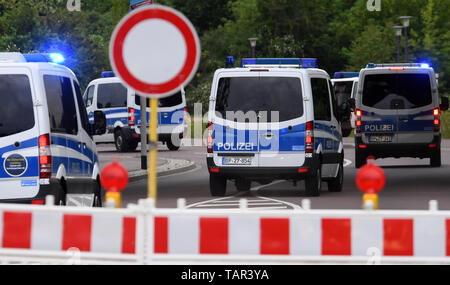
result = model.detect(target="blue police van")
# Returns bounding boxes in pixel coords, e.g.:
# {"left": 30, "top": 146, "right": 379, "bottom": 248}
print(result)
{"left": 84, "top": 73, "right": 187, "bottom": 152}
{"left": 207, "top": 58, "right": 350, "bottom": 197}
{"left": 0, "top": 52, "right": 106, "bottom": 206}
{"left": 353, "top": 63, "right": 449, "bottom": 168}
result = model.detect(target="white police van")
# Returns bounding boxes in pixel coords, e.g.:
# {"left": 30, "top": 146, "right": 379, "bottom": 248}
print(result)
{"left": 0, "top": 52, "right": 107, "bottom": 206}
{"left": 331, "top": 72, "right": 359, "bottom": 133}
{"left": 353, "top": 63, "right": 449, "bottom": 168}
{"left": 207, "top": 58, "right": 349, "bottom": 197}
{"left": 84, "top": 73, "right": 187, "bottom": 152}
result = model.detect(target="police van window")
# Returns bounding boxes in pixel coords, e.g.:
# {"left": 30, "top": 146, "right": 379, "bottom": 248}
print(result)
{"left": 84, "top": 85, "right": 95, "bottom": 107}
{"left": 215, "top": 77, "right": 303, "bottom": 122}
{"left": 44, "top": 75, "right": 79, "bottom": 135}
{"left": 0, "top": 75, "right": 35, "bottom": 137}
{"left": 311, "top": 78, "right": 331, "bottom": 121}
{"left": 363, "top": 74, "right": 432, "bottom": 109}
{"left": 97, "top": 83, "right": 127, "bottom": 109}
{"left": 135, "top": 91, "right": 183, "bottom": 108}
{"left": 74, "top": 81, "right": 90, "bottom": 133}
{"left": 334, "top": 81, "right": 353, "bottom": 107}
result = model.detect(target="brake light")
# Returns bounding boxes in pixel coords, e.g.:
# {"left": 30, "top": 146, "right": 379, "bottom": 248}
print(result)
{"left": 434, "top": 108, "right": 440, "bottom": 132}
{"left": 207, "top": 122, "right": 214, "bottom": 153}
{"left": 305, "top": 121, "right": 314, "bottom": 153}
{"left": 39, "top": 134, "right": 52, "bottom": 179}
{"left": 184, "top": 107, "right": 188, "bottom": 121}
{"left": 128, "top": 108, "right": 135, "bottom": 126}
{"left": 355, "top": 109, "right": 362, "bottom": 134}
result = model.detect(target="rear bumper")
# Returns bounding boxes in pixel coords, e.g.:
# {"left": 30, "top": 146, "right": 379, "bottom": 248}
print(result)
{"left": 355, "top": 135, "right": 441, "bottom": 159}
{"left": 206, "top": 155, "right": 319, "bottom": 180}
{"left": 0, "top": 179, "right": 60, "bottom": 204}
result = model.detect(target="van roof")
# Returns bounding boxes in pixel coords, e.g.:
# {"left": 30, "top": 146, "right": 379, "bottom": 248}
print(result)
{"left": 215, "top": 67, "right": 329, "bottom": 76}
{"left": 0, "top": 62, "right": 77, "bottom": 80}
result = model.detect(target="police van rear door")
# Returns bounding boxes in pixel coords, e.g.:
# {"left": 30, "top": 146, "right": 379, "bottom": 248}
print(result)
{"left": 257, "top": 72, "right": 305, "bottom": 167}
{"left": 0, "top": 69, "right": 40, "bottom": 199}
{"left": 213, "top": 72, "right": 260, "bottom": 167}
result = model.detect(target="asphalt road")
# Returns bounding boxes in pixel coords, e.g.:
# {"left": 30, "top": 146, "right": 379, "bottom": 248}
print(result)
{"left": 121, "top": 140, "right": 450, "bottom": 211}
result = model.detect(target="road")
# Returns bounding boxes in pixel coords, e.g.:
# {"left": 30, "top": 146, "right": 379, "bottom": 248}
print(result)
{"left": 120, "top": 139, "right": 450, "bottom": 211}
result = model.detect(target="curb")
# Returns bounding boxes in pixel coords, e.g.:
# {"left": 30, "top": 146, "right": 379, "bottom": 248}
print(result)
{"left": 128, "top": 159, "right": 197, "bottom": 183}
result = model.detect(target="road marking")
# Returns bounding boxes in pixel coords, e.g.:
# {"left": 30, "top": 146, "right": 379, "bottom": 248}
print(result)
{"left": 344, "top": 159, "right": 352, "bottom": 168}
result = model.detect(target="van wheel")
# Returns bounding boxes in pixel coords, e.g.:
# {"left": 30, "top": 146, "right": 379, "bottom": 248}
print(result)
{"left": 328, "top": 161, "right": 344, "bottom": 192}
{"left": 430, "top": 147, "right": 441, "bottom": 167}
{"left": 127, "top": 141, "right": 138, "bottom": 152}
{"left": 93, "top": 180, "right": 102, "bottom": 208}
{"left": 115, "top": 130, "right": 127, "bottom": 152}
{"left": 55, "top": 181, "right": 67, "bottom": 206}
{"left": 355, "top": 149, "right": 365, "bottom": 169}
{"left": 305, "top": 165, "right": 321, "bottom": 197}
{"left": 236, "top": 178, "right": 251, "bottom": 192}
{"left": 210, "top": 174, "right": 227, "bottom": 197}
{"left": 167, "top": 137, "right": 181, "bottom": 151}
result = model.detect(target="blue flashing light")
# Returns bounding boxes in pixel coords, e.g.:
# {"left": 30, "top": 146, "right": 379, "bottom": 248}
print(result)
{"left": 300, "top": 58, "right": 318, "bottom": 68}
{"left": 49, "top": 53, "right": 65, "bottom": 64}
{"left": 334, "top": 72, "right": 360, "bottom": 79}
{"left": 226, "top": 56, "right": 234, "bottom": 68}
{"left": 420, "top": 63, "right": 430, "bottom": 68}
{"left": 366, "top": 63, "right": 377, "bottom": 68}
{"left": 102, "top": 71, "right": 116, "bottom": 78}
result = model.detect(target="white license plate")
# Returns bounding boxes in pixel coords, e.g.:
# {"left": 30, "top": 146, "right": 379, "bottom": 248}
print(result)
{"left": 369, "top": 135, "right": 393, "bottom": 143}
{"left": 223, "top": 157, "right": 252, "bottom": 165}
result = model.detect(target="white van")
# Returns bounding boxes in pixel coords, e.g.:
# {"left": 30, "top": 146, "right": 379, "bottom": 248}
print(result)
{"left": 0, "top": 52, "right": 107, "bottom": 206}
{"left": 84, "top": 74, "right": 187, "bottom": 152}
{"left": 207, "top": 58, "right": 350, "bottom": 197}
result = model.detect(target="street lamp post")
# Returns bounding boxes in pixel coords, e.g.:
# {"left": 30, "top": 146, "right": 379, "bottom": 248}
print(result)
{"left": 399, "top": 16, "right": 413, "bottom": 62}
{"left": 393, "top": 26, "right": 403, "bottom": 63}
{"left": 248, "top": 37, "right": 258, "bottom": 58}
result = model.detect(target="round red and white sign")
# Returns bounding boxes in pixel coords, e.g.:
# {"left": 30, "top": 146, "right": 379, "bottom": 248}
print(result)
{"left": 110, "top": 5, "right": 201, "bottom": 98}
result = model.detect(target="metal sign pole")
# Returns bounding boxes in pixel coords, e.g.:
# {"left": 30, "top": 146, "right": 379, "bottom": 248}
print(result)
{"left": 148, "top": 98, "right": 159, "bottom": 203}
{"left": 140, "top": 96, "right": 147, "bottom": 170}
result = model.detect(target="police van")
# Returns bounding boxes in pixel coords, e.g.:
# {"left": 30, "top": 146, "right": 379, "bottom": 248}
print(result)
{"left": 352, "top": 63, "right": 449, "bottom": 168}
{"left": 0, "top": 52, "right": 107, "bottom": 206}
{"left": 331, "top": 72, "right": 359, "bottom": 134}
{"left": 207, "top": 58, "right": 350, "bottom": 197}
{"left": 84, "top": 73, "right": 187, "bottom": 152}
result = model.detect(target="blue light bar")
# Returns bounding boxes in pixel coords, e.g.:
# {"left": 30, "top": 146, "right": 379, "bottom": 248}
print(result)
{"left": 334, "top": 72, "right": 360, "bottom": 79}
{"left": 420, "top": 63, "right": 430, "bottom": 68}
{"left": 300, "top": 58, "right": 318, "bottom": 68}
{"left": 240, "top": 58, "right": 317, "bottom": 68}
{"left": 367, "top": 63, "right": 376, "bottom": 68}
{"left": 23, "top": 53, "right": 65, "bottom": 64}
{"left": 102, "top": 71, "right": 116, "bottom": 78}
{"left": 226, "top": 56, "right": 234, "bottom": 68}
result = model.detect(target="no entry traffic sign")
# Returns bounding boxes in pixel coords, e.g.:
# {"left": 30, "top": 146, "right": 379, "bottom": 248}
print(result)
{"left": 110, "top": 5, "right": 201, "bottom": 98}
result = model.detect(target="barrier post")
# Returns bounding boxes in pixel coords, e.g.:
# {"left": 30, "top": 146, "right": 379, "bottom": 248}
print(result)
{"left": 148, "top": 98, "right": 159, "bottom": 206}
{"left": 101, "top": 161, "right": 129, "bottom": 209}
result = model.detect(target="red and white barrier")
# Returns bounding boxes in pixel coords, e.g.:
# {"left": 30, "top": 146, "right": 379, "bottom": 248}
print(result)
{"left": 0, "top": 204, "right": 141, "bottom": 264}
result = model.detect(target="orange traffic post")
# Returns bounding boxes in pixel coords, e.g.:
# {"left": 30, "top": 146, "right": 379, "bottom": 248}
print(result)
{"left": 100, "top": 161, "right": 129, "bottom": 209}
{"left": 356, "top": 157, "right": 385, "bottom": 210}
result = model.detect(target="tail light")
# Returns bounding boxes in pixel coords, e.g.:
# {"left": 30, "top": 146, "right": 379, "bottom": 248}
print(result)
{"left": 207, "top": 122, "right": 214, "bottom": 153}
{"left": 434, "top": 108, "right": 440, "bottom": 132}
{"left": 39, "top": 134, "right": 52, "bottom": 179}
{"left": 305, "top": 121, "right": 314, "bottom": 153}
{"left": 355, "top": 109, "right": 362, "bottom": 134}
{"left": 184, "top": 107, "right": 188, "bottom": 121}
{"left": 128, "top": 108, "right": 135, "bottom": 126}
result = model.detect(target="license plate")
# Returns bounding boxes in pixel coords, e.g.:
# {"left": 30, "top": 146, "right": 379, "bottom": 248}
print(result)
{"left": 369, "top": 135, "right": 393, "bottom": 143}
{"left": 223, "top": 157, "right": 252, "bottom": 165}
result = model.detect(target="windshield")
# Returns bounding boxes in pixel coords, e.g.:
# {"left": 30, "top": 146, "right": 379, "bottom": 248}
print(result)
{"left": 0, "top": 74, "right": 35, "bottom": 137}
{"left": 334, "top": 81, "right": 354, "bottom": 106}
{"left": 135, "top": 91, "right": 183, "bottom": 108}
{"left": 363, "top": 73, "right": 432, "bottom": 109}
{"left": 215, "top": 77, "right": 303, "bottom": 122}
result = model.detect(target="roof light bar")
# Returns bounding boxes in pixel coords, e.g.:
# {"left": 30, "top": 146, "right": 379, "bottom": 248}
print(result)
{"left": 334, "top": 72, "right": 360, "bottom": 79}
{"left": 366, "top": 63, "right": 432, "bottom": 69}
{"left": 102, "top": 71, "right": 116, "bottom": 78}
{"left": 241, "top": 58, "right": 317, "bottom": 68}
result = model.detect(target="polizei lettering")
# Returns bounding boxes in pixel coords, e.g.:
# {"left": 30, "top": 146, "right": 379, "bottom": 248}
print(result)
{"left": 217, "top": 142, "right": 254, "bottom": 151}
{"left": 364, "top": 124, "right": 394, "bottom": 132}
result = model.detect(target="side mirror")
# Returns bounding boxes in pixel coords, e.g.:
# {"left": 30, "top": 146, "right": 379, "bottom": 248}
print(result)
{"left": 440, "top": 96, "right": 449, "bottom": 112}
{"left": 347, "top": 98, "right": 356, "bottom": 112}
{"left": 93, "top": 110, "right": 107, "bottom": 135}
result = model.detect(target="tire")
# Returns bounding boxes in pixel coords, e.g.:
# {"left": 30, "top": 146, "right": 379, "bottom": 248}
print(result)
{"left": 127, "top": 140, "right": 138, "bottom": 152}
{"left": 114, "top": 129, "right": 127, "bottom": 152}
{"left": 328, "top": 160, "right": 344, "bottom": 192}
{"left": 210, "top": 174, "right": 227, "bottom": 197}
{"left": 236, "top": 178, "right": 251, "bottom": 192}
{"left": 305, "top": 165, "right": 321, "bottom": 197}
{"left": 55, "top": 181, "right": 67, "bottom": 206}
{"left": 355, "top": 149, "right": 365, "bottom": 169}
{"left": 93, "top": 180, "right": 103, "bottom": 208}
{"left": 430, "top": 147, "right": 441, "bottom": 167}
{"left": 167, "top": 137, "right": 181, "bottom": 151}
